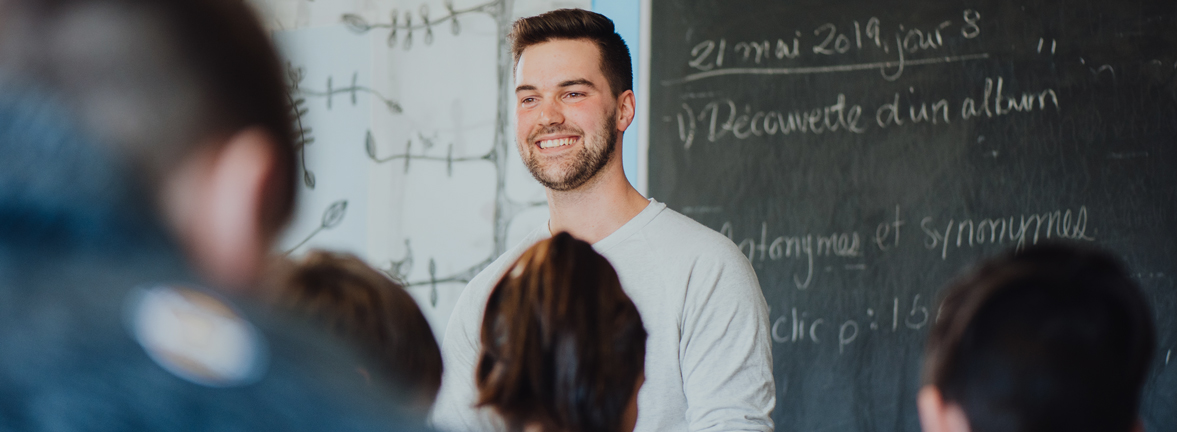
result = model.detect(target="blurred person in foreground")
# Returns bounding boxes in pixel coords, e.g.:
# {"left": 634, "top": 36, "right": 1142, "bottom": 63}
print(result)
{"left": 433, "top": 9, "right": 773, "bottom": 431}
{"left": 475, "top": 232, "right": 646, "bottom": 432}
{"left": 0, "top": 0, "right": 427, "bottom": 429}
{"left": 918, "top": 243, "right": 1155, "bottom": 432}
{"left": 268, "top": 250, "right": 443, "bottom": 417}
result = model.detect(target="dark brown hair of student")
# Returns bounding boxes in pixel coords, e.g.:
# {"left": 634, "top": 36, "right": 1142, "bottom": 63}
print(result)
{"left": 476, "top": 232, "right": 647, "bottom": 432}
{"left": 923, "top": 242, "right": 1155, "bottom": 432}
{"left": 0, "top": 0, "right": 297, "bottom": 231}
{"left": 273, "top": 250, "right": 442, "bottom": 411}
{"left": 509, "top": 8, "right": 632, "bottom": 97}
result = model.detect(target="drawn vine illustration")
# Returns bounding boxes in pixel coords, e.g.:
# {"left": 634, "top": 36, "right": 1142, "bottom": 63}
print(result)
{"left": 364, "top": 130, "right": 492, "bottom": 176}
{"left": 341, "top": 0, "right": 502, "bottom": 50}
{"left": 340, "top": 0, "right": 547, "bottom": 308}
{"left": 286, "top": 64, "right": 317, "bottom": 189}
{"left": 287, "top": 63, "right": 405, "bottom": 192}
{"left": 300, "top": 72, "right": 403, "bottom": 114}
{"left": 285, "top": 199, "right": 348, "bottom": 254}
{"left": 285, "top": 64, "right": 402, "bottom": 251}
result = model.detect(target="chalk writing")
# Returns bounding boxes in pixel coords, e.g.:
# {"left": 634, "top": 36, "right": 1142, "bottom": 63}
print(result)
{"left": 665, "top": 54, "right": 990, "bottom": 85}
{"left": 959, "top": 77, "right": 1060, "bottom": 120}
{"left": 879, "top": 78, "right": 1060, "bottom": 128}
{"left": 673, "top": 94, "right": 867, "bottom": 149}
{"left": 875, "top": 87, "right": 951, "bottom": 128}
{"left": 920, "top": 206, "right": 1096, "bottom": 259}
{"left": 673, "top": 77, "right": 1059, "bottom": 149}
{"left": 772, "top": 294, "right": 931, "bottom": 354}
{"left": 668, "top": 10, "right": 985, "bottom": 84}
{"left": 722, "top": 221, "right": 862, "bottom": 289}
{"left": 874, "top": 205, "right": 906, "bottom": 251}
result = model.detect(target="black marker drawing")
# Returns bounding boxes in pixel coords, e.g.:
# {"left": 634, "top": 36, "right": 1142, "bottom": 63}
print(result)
{"left": 341, "top": 0, "right": 502, "bottom": 50}
{"left": 286, "top": 64, "right": 316, "bottom": 189}
{"left": 286, "top": 199, "right": 348, "bottom": 254}
{"left": 341, "top": 0, "right": 543, "bottom": 308}
{"left": 287, "top": 60, "right": 404, "bottom": 190}
{"left": 299, "top": 72, "right": 403, "bottom": 114}
{"left": 365, "top": 130, "right": 491, "bottom": 176}
{"left": 380, "top": 238, "right": 495, "bottom": 307}
{"left": 384, "top": 239, "right": 414, "bottom": 282}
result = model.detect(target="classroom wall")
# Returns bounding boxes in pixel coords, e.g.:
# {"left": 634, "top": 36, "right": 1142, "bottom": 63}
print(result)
{"left": 251, "top": 0, "right": 595, "bottom": 339}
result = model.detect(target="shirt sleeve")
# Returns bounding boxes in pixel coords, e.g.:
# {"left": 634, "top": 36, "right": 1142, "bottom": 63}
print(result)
{"left": 679, "top": 251, "right": 776, "bottom": 432}
{"left": 429, "top": 276, "right": 505, "bottom": 432}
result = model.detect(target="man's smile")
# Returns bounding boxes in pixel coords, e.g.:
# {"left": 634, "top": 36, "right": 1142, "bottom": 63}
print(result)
{"left": 536, "top": 136, "right": 581, "bottom": 150}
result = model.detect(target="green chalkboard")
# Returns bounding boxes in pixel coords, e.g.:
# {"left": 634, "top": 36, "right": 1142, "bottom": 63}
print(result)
{"left": 648, "top": 1, "right": 1176, "bottom": 430}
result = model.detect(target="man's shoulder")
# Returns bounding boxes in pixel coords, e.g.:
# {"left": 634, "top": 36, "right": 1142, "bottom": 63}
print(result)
{"left": 457, "top": 225, "right": 550, "bottom": 310}
{"left": 641, "top": 206, "right": 747, "bottom": 264}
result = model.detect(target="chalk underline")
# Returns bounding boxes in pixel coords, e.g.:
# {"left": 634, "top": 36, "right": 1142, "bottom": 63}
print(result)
{"left": 661, "top": 53, "right": 991, "bottom": 86}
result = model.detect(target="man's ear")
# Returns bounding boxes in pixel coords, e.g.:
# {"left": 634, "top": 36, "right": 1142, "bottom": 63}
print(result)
{"left": 917, "top": 386, "right": 971, "bottom": 432}
{"left": 616, "top": 89, "right": 636, "bottom": 133}
{"left": 182, "top": 127, "right": 278, "bottom": 292}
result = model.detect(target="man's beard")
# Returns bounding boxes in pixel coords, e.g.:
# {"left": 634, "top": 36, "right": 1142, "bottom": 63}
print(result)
{"left": 522, "top": 114, "right": 617, "bottom": 192}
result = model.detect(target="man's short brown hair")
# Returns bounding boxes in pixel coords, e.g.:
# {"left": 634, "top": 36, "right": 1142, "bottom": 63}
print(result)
{"left": 509, "top": 8, "right": 632, "bottom": 97}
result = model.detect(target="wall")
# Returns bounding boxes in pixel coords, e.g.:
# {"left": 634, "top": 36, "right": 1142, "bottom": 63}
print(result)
{"left": 252, "top": 0, "right": 592, "bottom": 339}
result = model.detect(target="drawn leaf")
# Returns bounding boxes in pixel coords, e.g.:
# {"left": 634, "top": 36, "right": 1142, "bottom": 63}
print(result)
{"left": 286, "top": 64, "right": 305, "bottom": 85}
{"left": 321, "top": 200, "right": 348, "bottom": 228}
{"left": 341, "top": 14, "right": 370, "bottom": 32}
{"left": 386, "top": 100, "right": 403, "bottom": 113}
{"left": 303, "top": 170, "right": 316, "bottom": 189}
{"left": 365, "top": 130, "right": 377, "bottom": 159}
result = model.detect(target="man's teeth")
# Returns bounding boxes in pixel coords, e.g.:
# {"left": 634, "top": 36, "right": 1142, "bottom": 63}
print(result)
{"left": 538, "top": 137, "right": 576, "bottom": 149}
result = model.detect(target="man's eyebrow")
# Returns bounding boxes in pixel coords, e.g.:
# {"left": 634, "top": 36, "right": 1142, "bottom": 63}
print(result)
{"left": 559, "top": 79, "right": 595, "bottom": 88}
{"left": 515, "top": 84, "right": 537, "bottom": 92}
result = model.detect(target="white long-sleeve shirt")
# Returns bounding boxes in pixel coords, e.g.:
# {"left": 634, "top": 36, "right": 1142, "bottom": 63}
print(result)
{"left": 431, "top": 199, "right": 775, "bottom": 432}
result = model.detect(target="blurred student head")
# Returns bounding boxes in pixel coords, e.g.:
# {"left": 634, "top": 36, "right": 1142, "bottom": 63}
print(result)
{"left": 476, "top": 232, "right": 647, "bottom": 432}
{"left": 0, "top": 0, "right": 434, "bottom": 429}
{"left": 270, "top": 250, "right": 443, "bottom": 415}
{"left": 919, "top": 243, "right": 1155, "bottom": 432}
{"left": 0, "top": 0, "right": 296, "bottom": 291}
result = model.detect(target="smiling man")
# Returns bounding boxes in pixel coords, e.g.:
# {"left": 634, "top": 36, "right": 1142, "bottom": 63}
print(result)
{"left": 431, "top": 9, "right": 775, "bottom": 432}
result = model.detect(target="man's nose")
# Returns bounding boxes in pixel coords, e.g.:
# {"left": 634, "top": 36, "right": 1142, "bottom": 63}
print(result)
{"left": 538, "top": 100, "right": 564, "bottom": 126}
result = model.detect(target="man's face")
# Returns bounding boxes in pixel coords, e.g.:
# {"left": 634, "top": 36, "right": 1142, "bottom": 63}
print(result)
{"left": 514, "top": 38, "right": 618, "bottom": 191}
